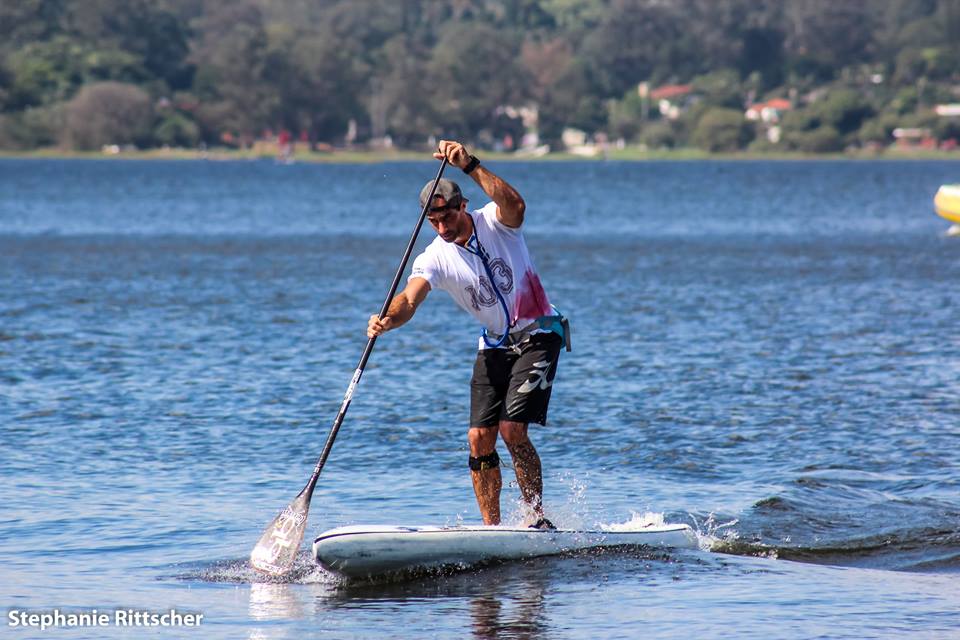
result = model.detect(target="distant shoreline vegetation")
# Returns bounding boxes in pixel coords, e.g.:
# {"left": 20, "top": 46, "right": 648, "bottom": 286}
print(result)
{"left": 2, "top": 1, "right": 960, "bottom": 158}
{"left": 3, "top": 145, "right": 958, "bottom": 163}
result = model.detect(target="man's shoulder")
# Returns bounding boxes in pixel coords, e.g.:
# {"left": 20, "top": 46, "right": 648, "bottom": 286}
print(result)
{"left": 423, "top": 234, "right": 452, "bottom": 255}
{"left": 414, "top": 235, "right": 453, "bottom": 266}
{"left": 475, "top": 201, "right": 521, "bottom": 234}
{"left": 411, "top": 236, "right": 452, "bottom": 286}
{"left": 474, "top": 201, "right": 498, "bottom": 222}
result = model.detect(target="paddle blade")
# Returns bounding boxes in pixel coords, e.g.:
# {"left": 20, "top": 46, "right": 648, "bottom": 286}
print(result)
{"left": 250, "top": 489, "right": 311, "bottom": 575}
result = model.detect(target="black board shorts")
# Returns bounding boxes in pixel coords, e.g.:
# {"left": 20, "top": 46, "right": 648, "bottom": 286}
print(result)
{"left": 470, "top": 332, "right": 563, "bottom": 428}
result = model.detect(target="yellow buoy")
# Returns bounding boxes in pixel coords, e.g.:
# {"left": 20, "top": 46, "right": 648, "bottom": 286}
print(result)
{"left": 934, "top": 184, "right": 960, "bottom": 223}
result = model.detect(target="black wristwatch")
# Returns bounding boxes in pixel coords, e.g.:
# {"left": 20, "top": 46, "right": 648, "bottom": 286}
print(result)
{"left": 462, "top": 155, "right": 480, "bottom": 174}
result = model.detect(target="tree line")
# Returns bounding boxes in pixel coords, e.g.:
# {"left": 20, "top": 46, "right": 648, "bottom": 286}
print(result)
{"left": 1, "top": 0, "right": 959, "bottom": 153}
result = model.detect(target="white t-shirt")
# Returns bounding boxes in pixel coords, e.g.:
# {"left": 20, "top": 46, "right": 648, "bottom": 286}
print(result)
{"left": 409, "top": 202, "right": 552, "bottom": 348}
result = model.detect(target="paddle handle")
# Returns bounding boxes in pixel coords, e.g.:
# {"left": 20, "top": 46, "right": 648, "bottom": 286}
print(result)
{"left": 303, "top": 157, "right": 449, "bottom": 497}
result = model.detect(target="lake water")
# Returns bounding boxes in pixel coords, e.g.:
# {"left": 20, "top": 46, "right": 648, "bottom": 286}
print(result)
{"left": 2, "top": 157, "right": 959, "bottom": 639}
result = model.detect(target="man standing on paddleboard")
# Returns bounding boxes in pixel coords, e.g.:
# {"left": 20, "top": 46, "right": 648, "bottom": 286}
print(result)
{"left": 367, "top": 140, "right": 569, "bottom": 529}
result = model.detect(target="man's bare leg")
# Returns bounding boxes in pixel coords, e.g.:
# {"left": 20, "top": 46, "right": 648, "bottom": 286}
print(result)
{"left": 468, "top": 426, "right": 501, "bottom": 525}
{"left": 500, "top": 420, "right": 545, "bottom": 521}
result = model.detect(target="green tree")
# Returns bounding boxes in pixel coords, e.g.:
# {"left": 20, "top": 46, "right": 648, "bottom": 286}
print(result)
{"left": 691, "top": 69, "right": 744, "bottom": 109}
{"left": 738, "top": 27, "right": 785, "bottom": 90}
{"left": 536, "top": 59, "right": 594, "bottom": 145}
{"left": 5, "top": 37, "right": 89, "bottom": 109}
{"left": 64, "top": 0, "right": 193, "bottom": 90}
{"left": 0, "top": 0, "right": 69, "bottom": 52}
{"left": 426, "top": 22, "right": 529, "bottom": 141}
{"left": 783, "top": 1, "right": 878, "bottom": 73}
{"left": 812, "top": 89, "right": 874, "bottom": 137}
{"left": 264, "top": 23, "right": 366, "bottom": 144}
{"left": 62, "top": 81, "right": 152, "bottom": 149}
{"left": 520, "top": 37, "right": 577, "bottom": 144}
{"left": 369, "top": 35, "right": 433, "bottom": 147}
{"left": 190, "top": 2, "right": 278, "bottom": 143}
{"left": 578, "top": 0, "right": 685, "bottom": 96}
{"left": 154, "top": 111, "right": 200, "bottom": 147}
{"left": 690, "top": 107, "right": 752, "bottom": 151}
{"left": 779, "top": 108, "right": 820, "bottom": 135}
{"left": 607, "top": 89, "right": 647, "bottom": 142}
{"left": 0, "top": 105, "right": 62, "bottom": 149}
{"left": 540, "top": 0, "right": 607, "bottom": 31}
{"left": 934, "top": 116, "right": 960, "bottom": 143}
{"left": 858, "top": 114, "right": 898, "bottom": 145}
{"left": 639, "top": 119, "right": 677, "bottom": 149}
{"left": 790, "top": 125, "right": 843, "bottom": 153}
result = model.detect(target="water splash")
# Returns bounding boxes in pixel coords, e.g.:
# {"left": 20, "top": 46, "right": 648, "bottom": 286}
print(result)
{"left": 177, "top": 551, "right": 342, "bottom": 585}
{"left": 599, "top": 511, "right": 667, "bottom": 531}
{"left": 545, "top": 471, "right": 594, "bottom": 530}
{"left": 688, "top": 512, "right": 741, "bottom": 552}
{"left": 500, "top": 469, "right": 595, "bottom": 529}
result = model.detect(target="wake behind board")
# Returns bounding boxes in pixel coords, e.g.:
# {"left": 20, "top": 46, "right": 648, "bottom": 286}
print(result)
{"left": 313, "top": 523, "right": 698, "bottom": 579}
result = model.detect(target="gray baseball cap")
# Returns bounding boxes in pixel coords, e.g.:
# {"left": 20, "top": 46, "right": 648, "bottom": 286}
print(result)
{"left": 419, "top": 178, "right": 466, "bottom": 209}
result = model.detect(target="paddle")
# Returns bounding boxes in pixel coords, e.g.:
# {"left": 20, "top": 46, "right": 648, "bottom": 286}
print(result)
{"left": 250, "top": 157, "right": 449, "bottom": 576}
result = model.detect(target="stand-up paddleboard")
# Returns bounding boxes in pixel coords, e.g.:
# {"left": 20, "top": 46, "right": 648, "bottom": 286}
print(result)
{"left": 313, "top": 523, "right": 699, "bottom": 579}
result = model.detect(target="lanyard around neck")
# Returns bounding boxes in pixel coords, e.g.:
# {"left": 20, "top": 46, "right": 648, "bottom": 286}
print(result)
{"left": 463, "top": 226, "right": 512, "bottom": 348}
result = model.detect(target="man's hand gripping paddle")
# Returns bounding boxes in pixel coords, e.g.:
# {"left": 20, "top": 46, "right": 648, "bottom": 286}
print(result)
{"left": 250, "top": 157, "right": 449, "bottom": 576}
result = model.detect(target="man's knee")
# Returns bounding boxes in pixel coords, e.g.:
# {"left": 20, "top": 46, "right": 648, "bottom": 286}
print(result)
{"left": 468, "top": 425, "right": 498, "bottom": 455}
{"left": 499, "top": 420, "right": 529, "bottom": 447}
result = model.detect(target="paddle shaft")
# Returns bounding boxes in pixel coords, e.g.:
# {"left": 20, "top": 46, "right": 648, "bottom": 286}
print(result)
{"left": 302, "top": 157, "right": 448, "bottom": 499}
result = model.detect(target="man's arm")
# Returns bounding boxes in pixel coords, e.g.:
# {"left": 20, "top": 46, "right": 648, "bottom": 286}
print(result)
{"left": 434, "top": 140, "right": 526, "bottom": 228}
{"left": 367, "top": 277, "right": 431, "bottom": 338}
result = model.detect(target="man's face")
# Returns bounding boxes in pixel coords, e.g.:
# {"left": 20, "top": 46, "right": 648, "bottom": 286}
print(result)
{"left": 426, "top": 196, "right": 465, "bottom": 243}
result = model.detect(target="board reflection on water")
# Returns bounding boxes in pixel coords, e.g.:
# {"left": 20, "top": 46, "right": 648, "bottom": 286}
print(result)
{"left": 245, "top": 553, "right": 656, "bottom": 640}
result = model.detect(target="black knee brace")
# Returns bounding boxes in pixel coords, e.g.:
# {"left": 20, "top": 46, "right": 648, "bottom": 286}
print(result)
{"left": 468, "top": 450, "right": 500, "bottom": 471}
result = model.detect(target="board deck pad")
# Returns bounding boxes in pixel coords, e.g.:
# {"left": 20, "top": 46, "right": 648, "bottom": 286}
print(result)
{"left": 312, "top": 523, "right": 699, "bottom": 578}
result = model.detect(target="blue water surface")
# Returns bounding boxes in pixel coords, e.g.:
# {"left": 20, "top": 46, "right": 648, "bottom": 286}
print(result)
{"left": 1, "top": 158, "right": 959, "bottom": 639}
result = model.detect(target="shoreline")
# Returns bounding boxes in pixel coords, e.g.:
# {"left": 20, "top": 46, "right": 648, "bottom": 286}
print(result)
{"left": 2, "top": 146, "right": 959, "bottom": 162}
